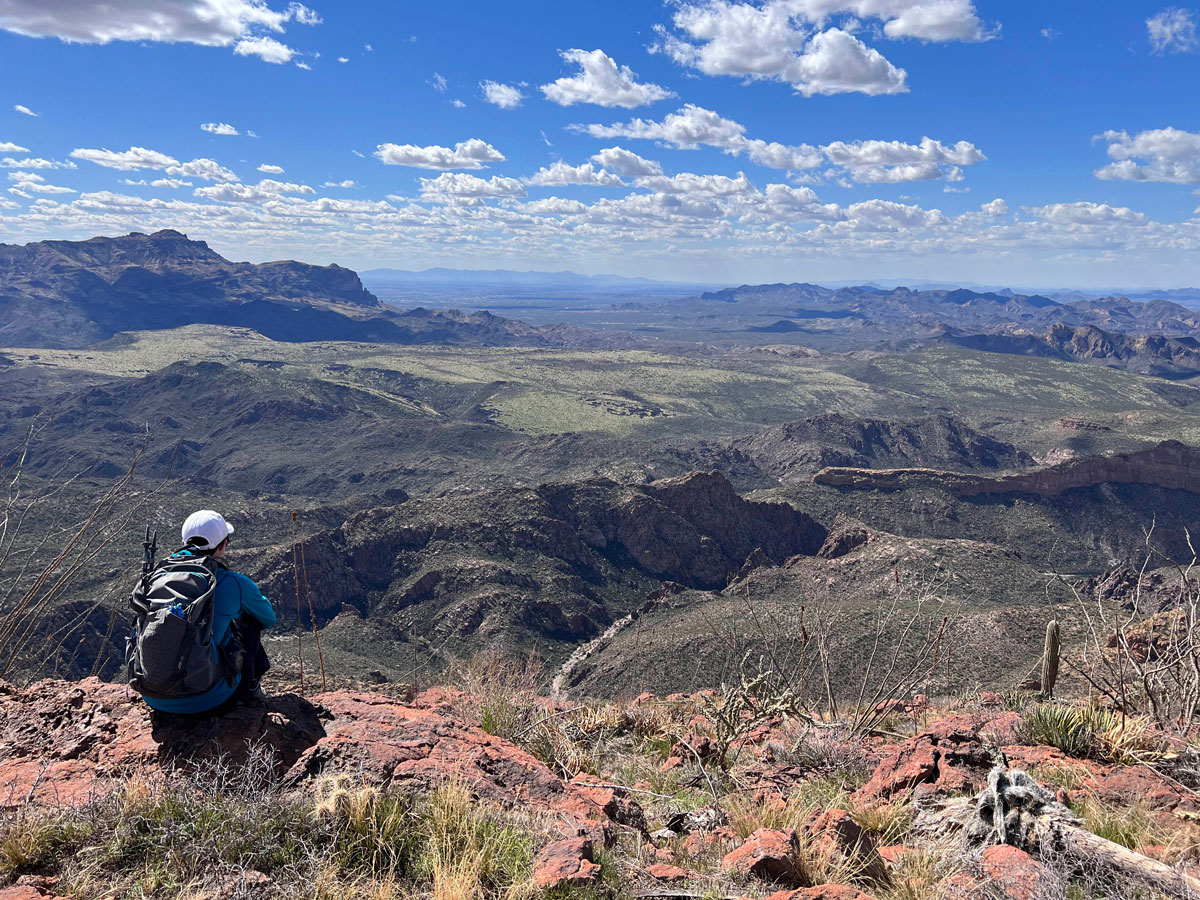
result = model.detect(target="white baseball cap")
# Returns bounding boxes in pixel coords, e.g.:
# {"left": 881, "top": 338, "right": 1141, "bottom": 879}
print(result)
{"left": 181, "top": 510, "right": 234, "bottom": 549}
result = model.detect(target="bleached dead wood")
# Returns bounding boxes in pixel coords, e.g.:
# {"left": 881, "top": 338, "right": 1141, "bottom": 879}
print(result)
{"left": 915, "top": 767, "right": 1200, "bottom": 899}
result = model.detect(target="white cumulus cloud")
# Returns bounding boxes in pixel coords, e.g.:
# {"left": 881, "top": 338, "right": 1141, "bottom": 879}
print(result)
{"left": 1095, "top": 127, "right": 1200, "bottom": 183}
{"left": 480, "top": 81, "right": 525, "bottom": 109}
{"left": 166, "top": 158, "right": 238, "bottom": 181}
{"left": 150, "top": 178, "right": 192, "bottom": 188}
{"left": 822, "top": 136, "right": 986, "bottom": 182}
{"left": 635, "top": 171, "right": 757, "bottom": 196}
{"left": 418, "top": 172, "right": 527, "bottom": 202}
{"left": 6, "top": 171, "right": 74, "bottom": 194}
{"left": 0, "top": 1, "right": 319, "bottom": 63}
{"left": 1031, "top": 201, "right": 1148, "bottom": 226}
{"left": 524, "top": 161, "right": 625, "bottom": 187}
{"left": 589, "top": 146, "right": 663, "bottom": 177}
{"left": 654, "top": 1, "right": 994, "bottom": 97}
{"left": 14, "top": 104, "right": 37, "bottom": 116}
{"left": 1147, "top": 8, "right": 1197, "bottom": 54}
{"left": 70, "top": 146, "right": 179, "bottom": 170}
{"left": 541, "top": 49, "right": 675, "bottom": 108}
{"left": 234, "top": 35, "right": 295, "bottom": 63}
{"left": 195, "top": 178, "right": 315, "bottom": 202}
{"left": 0, "top": 141, "right": 29, "bottom": 153}
{"left": 0, "top": 156, "right": 74, "bottom": 169}
{"left": 980, "top": 198, "right": 1008, "bottom": 216}
{"left": 322, "top": 179, "right": 357, "bottom": 188}
{"left": 578, "top": 105, "right": 820, "bottom": 170}
{"left": 202, "top": 122, "right": 239, "bottom": 136}
{"left": 258, "top": 163, "right": 285, "bottom": 174}
{"left": 375, "top": 139, "right": 505, "bottom": 170}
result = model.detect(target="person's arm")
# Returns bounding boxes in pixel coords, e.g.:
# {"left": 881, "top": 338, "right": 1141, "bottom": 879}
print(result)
{"left": 236, "top": 573, "right": 277, "bottom": 628}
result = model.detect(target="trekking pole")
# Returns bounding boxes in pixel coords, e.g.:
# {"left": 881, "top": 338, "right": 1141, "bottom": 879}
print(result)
{"left": 297, "top": 532, "right": 327, "bottom": 692}
{"left": 142, "top": 527, "right": 158, "bottom": 576}
{"left": 291, "top": 511, "right": 306, "bottom": 693}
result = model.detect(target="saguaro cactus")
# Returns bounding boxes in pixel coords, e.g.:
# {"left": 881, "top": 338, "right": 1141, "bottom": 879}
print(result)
{"left": 1041, "top": 620, "right": 1060, "bottom": 698}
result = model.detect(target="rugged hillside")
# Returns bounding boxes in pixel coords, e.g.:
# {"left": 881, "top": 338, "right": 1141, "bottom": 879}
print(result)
{"left": 248, "top": 471, "right": 827, "bottom": 677}
{"left": 655, "top": 282, "right": 1200, "bottom": 356}
{"left": 930, "top": 323, "right": 1200, "bottom": 378}
{"left": 561, "top": 517, "right": 1079, "bottom": 698}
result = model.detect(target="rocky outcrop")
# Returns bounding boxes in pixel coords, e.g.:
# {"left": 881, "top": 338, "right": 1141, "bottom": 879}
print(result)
{"left": 0, "top": 678, "right": 617, "bottom": 841}
{"left": 854, "top": 715, "right": 995, "bottom": 802}
{"left": 979, "top": 845, "right": 1056, "bottom": 900}
{"left": 722, "top": 828, "right": 802, "bottom": 883}
{"left": 814, "top": 440, "right": 1200, "bottom": 497}
{"left": 532, "top": 838, "right": 602, "bottom": 888}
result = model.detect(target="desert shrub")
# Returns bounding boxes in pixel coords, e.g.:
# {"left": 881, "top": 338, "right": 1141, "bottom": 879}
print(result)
{"left": 876, "top": 848, "right": 964, "bottom": 900}
{"left": 0, "top": 746, "right": 549, "bottom": 900}
{"left": 1069, "top": 537, "right": 1200, "bottom": 734}
{"left": 0, "top": 810, "right": 90, "bottom": 876}
{"left": 1029, "top": 761, "right": 1091, "bottom": 792}
{"left": 773, "top": 723, "right": 875, "bottom": 784}
{"left": 1021, "top": 703, "right": 1163, "bottom": 765}
{"left": 1073, "top": 797, "right": 1162, "bottom": 851}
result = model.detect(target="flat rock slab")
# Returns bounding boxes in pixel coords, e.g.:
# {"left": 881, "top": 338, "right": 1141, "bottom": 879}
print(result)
{"left": 0, "top": 678, "right": 611, "bottom": 840}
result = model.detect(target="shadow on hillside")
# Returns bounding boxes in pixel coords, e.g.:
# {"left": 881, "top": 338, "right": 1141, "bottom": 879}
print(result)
{"left": 148, "top": 693, "right": 327, "bottom": 771}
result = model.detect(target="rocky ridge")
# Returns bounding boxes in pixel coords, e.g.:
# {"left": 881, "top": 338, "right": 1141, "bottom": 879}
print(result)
{"left": 812, "top": 439, "right": 1200, "bottom": 497}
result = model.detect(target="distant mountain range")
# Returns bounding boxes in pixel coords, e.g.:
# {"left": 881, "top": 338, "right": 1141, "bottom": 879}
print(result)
{"left": 4, "top": 231, "right": 1200, "bottom": 380}
{"left": 360, "top": 267, "right": 711, "bottom": 291}
{"left": 700, "top": 282, "right": 1200, "bottom": 338}
{"left": 0, "top": 231, "right": 626, "bottom": 350}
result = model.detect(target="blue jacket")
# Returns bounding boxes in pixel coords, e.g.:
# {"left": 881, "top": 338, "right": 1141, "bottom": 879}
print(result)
{"left": 142, "top": 549, "right": 276, "bottom": 715}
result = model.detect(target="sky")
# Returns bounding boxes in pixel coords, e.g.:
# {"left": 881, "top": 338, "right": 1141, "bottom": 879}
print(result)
{"left": 1, "top": 0, "right": 1199, "bottom": 287}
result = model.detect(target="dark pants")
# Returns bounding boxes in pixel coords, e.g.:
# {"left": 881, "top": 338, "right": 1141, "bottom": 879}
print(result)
{"left": 202, "top": 616, "right": 271, "bottom": 714}
{"left": 229, "top": 614, "right": 271, "bottom": 703}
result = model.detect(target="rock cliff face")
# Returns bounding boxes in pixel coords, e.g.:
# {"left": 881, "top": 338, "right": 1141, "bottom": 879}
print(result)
{"left": 249, "top": 471, "right": 826, "bottom": 665}
{"left": 812, "top": 440, "right": 1200, "bottom": 497}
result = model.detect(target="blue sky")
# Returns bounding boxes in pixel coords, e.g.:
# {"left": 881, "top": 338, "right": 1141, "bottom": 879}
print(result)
{"left": 1, "top": 0, "right": 1199, "bottom": 287}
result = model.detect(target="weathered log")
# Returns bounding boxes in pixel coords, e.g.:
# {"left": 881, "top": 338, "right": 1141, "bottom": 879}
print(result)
{"left": 914, "top": 767, "right": 1200, "bottom": 899}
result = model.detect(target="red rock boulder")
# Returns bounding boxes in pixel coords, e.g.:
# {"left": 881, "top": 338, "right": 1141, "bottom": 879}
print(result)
{"left": 855, "top": 715, "right": 993, "bottom": 802}
{"left": 980, "top": 845, "right": 1055, "bottom": 900}
{"left": 533, "top": 837, "right": 601, "bottom": 888}
{"left": 722, "top": 828, "right": 802, "bottom": 884}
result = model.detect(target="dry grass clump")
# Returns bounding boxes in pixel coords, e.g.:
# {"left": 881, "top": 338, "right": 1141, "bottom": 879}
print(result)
{"left": 0, "top": 748, "right": 545, "bottom": 900}
{"left": 450, "top": 651, "right": 545, "bottom": 743}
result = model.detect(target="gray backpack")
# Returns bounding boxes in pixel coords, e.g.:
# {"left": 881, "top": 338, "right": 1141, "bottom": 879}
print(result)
{"left": 125, "top": 543, "right": 235, "bottom": 700}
